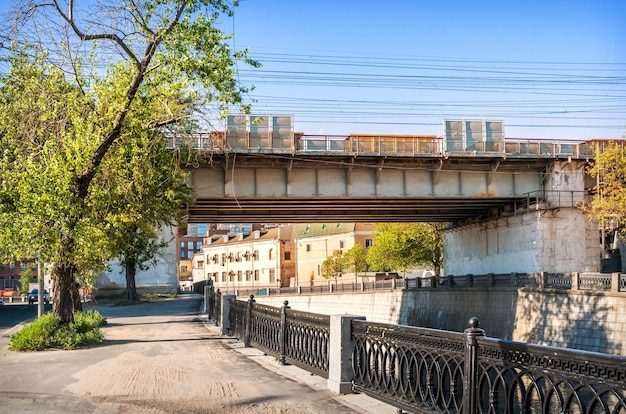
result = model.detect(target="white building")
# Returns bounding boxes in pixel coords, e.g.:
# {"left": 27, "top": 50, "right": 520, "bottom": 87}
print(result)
{"left": 198, "top": 228, "right": 292, "bottom": 294}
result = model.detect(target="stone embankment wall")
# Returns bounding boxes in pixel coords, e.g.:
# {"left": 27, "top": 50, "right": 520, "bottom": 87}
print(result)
{"left": 252, "top": 288, "right": 626, "bottom": 355}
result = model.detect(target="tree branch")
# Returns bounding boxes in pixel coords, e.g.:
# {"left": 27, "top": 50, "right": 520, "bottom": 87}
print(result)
{"left": 52, "top": 0, "right": 139, "bottom": 66}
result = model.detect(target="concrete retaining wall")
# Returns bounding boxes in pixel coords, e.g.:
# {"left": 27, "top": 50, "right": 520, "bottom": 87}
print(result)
{"left": 252, "top": 289, "right": 626, "bottom": 355}
{"left": 443, "top": 209, "right": 601, "bottom": 275}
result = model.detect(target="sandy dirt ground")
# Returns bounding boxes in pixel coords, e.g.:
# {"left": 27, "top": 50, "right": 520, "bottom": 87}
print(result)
{"left": 0, "top": 295, "right": 372, "bottom": 414}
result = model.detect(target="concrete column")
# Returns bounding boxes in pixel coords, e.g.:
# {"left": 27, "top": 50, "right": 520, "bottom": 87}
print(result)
{"left": 572, "top": 272, "right": 580, "bottom": 291}
{"left": 220, "top": 294, "right": 236, "bottom": 335}
{"left": 327, "top": 315, "right": 366, "bottom": 394}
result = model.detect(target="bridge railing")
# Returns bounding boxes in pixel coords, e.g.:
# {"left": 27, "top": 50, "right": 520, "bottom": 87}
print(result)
{"left": 168, "top": 130, "right": 609, "bottom": 159}
{"left": 214, "top": 297, "right": 626, "bottom": 414}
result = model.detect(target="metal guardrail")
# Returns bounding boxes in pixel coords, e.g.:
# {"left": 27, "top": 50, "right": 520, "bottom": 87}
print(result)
{"left": 352, "top": 318, "right": 626, "bottom": 414}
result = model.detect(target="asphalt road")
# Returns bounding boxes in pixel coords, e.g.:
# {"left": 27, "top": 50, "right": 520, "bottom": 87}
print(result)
{"left": 0, "top": 294, "right": 383, "bottom": 414}
{"left": 0, "top": 302, "right": 53, "bottom": 335}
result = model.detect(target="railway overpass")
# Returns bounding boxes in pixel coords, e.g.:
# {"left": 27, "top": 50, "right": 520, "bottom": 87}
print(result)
{"left": 179, "top": 115, "right": 610, "bottom": 275}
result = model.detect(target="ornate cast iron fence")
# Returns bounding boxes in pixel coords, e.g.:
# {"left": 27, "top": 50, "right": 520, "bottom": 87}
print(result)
{"left": 227, "top": 296, "right": 331, "bottom": 378}
{"left": 284, "top": 308, "right": 330, "bottom": 378}
{"left": 352, "top": 318, "right": 626, "bottom": 414}
{"left": 352, "top": 319, "right": 466, "bottom": 413}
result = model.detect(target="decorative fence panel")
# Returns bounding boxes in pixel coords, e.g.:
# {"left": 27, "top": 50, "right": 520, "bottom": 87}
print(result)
{"left": 284, "top": 309, "right": 330, "bottom": 378}
{"left": 352, "top": 320, "right": 466, "bottom": 413}
{"left": 227, "top": 297, "right": 331, "bottom": 378}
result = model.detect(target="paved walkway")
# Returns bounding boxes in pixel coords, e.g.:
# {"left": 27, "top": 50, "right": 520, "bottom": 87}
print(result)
{"left": 0, "top": 294, "right": 396, "bottom": 414}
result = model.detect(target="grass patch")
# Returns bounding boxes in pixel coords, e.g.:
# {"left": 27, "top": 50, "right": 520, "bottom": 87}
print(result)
{"left": 10, "top": 310, "right": 108, "bottom": 351}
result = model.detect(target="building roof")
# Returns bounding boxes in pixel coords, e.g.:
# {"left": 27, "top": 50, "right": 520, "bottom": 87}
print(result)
{"left": 291, "top": 223, "right": 356, "bottom": 239}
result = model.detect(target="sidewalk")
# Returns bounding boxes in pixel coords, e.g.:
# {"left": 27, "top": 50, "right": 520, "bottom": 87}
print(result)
{"left": 0, "top": 295, "right": 398, "bottom": 414}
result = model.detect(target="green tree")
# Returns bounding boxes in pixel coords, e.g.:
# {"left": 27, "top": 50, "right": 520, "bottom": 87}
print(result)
{"left": 101, "top": 128, "right": 191, "bottom": 303}
{"left": 321, "top": 250, "right": 346, "bottom": 283}
{"left": 19, "top": 267, "right": 35, "bottom": 295}
{"left": 583, "top": 141, "right": 626, "bottom": 247}
{"left": 367, "top": 222, "right": 444, "bottom": 276}
{"left": 0, "top": 1, "right": 255, "bottom": 323}
{"left": 342, "top": 244, "right": 368, "bottom": 279}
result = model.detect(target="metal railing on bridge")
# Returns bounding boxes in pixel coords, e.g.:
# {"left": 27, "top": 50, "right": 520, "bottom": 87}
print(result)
{"left": 213, "top": 294, "right": 626, "bottom": 414}
{"left": 167, "top": 131, "right": 609, "bottom": 160}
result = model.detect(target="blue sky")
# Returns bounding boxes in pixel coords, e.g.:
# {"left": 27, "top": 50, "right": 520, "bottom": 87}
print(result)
{"left": 223, "top": 1, "right": 626, "bottom": 140}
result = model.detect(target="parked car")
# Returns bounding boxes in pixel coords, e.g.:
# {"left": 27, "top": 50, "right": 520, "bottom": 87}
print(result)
{"left": 28, "top": 289, "right": 50, "bottom": 304}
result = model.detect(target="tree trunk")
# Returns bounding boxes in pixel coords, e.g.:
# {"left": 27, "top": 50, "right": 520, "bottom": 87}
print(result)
{"left": 52, "top": 262, "right": 81, "bottom": 324}
{"left": 125, "top": 260, "right": 140, "bottom": 303}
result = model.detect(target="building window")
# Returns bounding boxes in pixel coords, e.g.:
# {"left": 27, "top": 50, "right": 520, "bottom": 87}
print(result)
{"left": 180, "top": 265, "right": 188, "bottom": 273}
{"left": 269, "top": 269, "right": 275, "bottom": 283}
{"left": 269, "top": 249, "right": 274, "bottom": 260}
{"left": 237, "top": 271, "right": 242, "bottom": 282}
{"left": 339, "top": 240, "right": 345, "bottom": 249}
{"left": 197, "top": 261, "right": 204, "bottom": 268}
{"left": 245, "top": 270, "right": 251, "bottom": 281}
{"left": 306, "top": 244, "right": 311, "bottom": 252}
{"left": 254, "top": 270, "right": 259, "bottom": 281}
{"left": 317, "top": 264, "right": 321, "bottom": 276}
{"left": 222, "top": 272, "right": 227, "bottom": 282}
{"left": 20, "top": 263, "right": 26, "bottom": 271}
{"left": 253, "top": 250, "right": 259, "bottom": 260}
{"left": 365, "top": 238, "right": 374, "bottom": 248}
{"left": 284, "top": 251, "right": 291, "bottom": 260}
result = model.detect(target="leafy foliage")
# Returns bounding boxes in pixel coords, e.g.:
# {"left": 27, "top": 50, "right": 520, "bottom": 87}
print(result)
{"left": 342, "top": 244, "right": 368, "bottom": 277}
{"left": 366, "top": 223, "right": 444, "bottom": 275}
{"left": 583, "top": 142, "right": 626, "bottom": 232}
{"left": 19, "top": 267, "right": 34, "bottom": 295}
{"left": 321, "top": 250, "right": 346, "bottom": 281}
{"left": 9, "top": 310, "right": 107, "bottom": 351}
{"left": 0, "top": 1, "right": 256, "bottom": 322}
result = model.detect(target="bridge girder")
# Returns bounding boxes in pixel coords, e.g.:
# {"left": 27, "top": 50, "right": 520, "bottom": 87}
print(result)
{"left": 186, "top": 154, "right": 575, "bottom": 223}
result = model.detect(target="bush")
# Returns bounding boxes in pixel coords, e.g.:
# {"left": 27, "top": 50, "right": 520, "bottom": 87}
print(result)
{"left": 9, "top": 310, "right": 107, "bottom": 351}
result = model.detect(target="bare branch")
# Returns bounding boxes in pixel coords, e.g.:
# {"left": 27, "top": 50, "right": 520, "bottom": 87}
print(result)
{"left": 52, "top": 0, "right": 139, "bottom": 66}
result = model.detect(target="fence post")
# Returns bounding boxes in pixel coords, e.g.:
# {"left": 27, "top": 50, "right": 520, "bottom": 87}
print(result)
{"left": 279, "top": 300, "right": 290, "bottom": 365}
{"left": 572, "top": 272, "right": 580, "bottom": 291}
{"left": 215, "top": 289, "right": 222, "bottom": 326}
{"left": 219, "top": 293, "right": 235, "bottom": 335}
{"left": 327, "top": 314, "right": 366, "bottom": 394}
{"left": 204, "top": 285, "right": 212, "bottom": 318}
{"left": 245, "top": 295, "right": 255, "bottom": 347}
{"left": 463, "top": 317, "right": 485, "bottom": 414}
